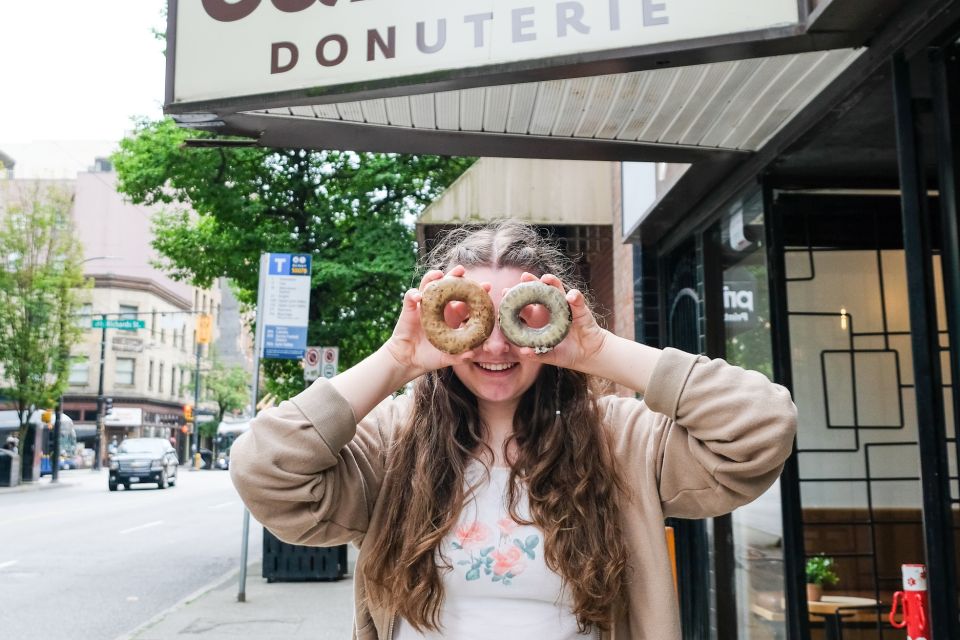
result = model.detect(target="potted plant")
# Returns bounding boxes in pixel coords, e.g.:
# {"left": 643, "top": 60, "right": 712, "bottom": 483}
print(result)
{"left": 805, "top": 554, "right": 839, "bottom": 602}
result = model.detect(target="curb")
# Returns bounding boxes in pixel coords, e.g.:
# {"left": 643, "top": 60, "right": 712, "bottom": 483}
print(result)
{"left": 114, "top": 563, "right": 252, "bottom": 640}
{"left": 0, "top": 479, "right": 76, "bottom": 494}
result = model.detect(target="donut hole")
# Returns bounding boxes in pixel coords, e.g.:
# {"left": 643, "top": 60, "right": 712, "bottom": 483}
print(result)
{"left": 517, "top": 303, "right": 550, "bottom": 329}
{"left": 442, "top": 300, "right": 473, "bottom": 329}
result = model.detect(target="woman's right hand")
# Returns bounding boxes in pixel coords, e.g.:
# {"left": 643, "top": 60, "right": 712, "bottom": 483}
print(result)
{"left": 383, "top": 265, "right": 482, "bottom": 376}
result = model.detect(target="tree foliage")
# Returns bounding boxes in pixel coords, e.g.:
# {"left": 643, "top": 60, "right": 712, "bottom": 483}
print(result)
{"left": 200, "top": 353, "right": 249, "bottom": 437}
{"left": 0, "top": 182, "right": 87, "bottom": 462}
{"left": 113, "top": 118, "right": 472, "bottom": 397}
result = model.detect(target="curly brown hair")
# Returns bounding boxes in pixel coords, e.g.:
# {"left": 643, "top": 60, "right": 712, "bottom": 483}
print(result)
{"left": 362, "top": 221, "right": 628, "bottom": 633}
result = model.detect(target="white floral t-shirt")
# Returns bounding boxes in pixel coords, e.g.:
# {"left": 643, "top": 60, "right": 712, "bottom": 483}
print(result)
{"left": 394, "top": 462, "right": 590, "bottom": 639}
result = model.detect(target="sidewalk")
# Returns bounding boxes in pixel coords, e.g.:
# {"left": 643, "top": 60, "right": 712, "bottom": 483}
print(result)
{"left": 123, "top": 561, "right": 356, "bottom": 640}
{"left": 0, "top": 477, "right": 76, "bottom": 494}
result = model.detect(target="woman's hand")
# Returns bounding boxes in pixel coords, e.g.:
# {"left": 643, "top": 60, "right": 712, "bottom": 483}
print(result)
{"left": 511, "top": 272, "right": 609, "bottom": 372}
{"left": 383, "top": 265, "right": 483, "bottom": 376}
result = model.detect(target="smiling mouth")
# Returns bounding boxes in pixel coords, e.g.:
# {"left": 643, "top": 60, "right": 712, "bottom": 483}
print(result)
{"left": 475, "top": 362, "right": 518, "bottom": 372}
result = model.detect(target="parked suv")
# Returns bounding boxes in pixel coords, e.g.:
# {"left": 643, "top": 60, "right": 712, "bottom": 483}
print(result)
{"left": 108, "top": 438, "right": 178, "bottom": 491}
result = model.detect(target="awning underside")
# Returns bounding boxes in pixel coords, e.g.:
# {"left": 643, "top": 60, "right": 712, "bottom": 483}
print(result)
{"left": 249, "top": 48, "right": 861, "bottom": 155}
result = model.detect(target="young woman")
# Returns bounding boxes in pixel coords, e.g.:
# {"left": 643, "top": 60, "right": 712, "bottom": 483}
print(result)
{"left": 230, "top": 221, "right": 797, "bottom": 640}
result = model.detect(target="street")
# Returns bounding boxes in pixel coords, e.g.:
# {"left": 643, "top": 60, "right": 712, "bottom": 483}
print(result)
{"left": 0, "top": 468, "right": 264, "bottom": 640}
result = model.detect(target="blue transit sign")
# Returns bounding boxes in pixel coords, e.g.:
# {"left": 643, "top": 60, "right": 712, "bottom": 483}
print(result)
{"left": 260, "top": 253, "right": 312, "bottom": 359}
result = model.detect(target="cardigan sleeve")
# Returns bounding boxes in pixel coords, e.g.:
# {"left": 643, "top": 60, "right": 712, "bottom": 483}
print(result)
{"left": 229, "top": 378, "right": 405, "bottom": 546}
{"left": 603, "top": 347, "right": 797, "bottom": 519}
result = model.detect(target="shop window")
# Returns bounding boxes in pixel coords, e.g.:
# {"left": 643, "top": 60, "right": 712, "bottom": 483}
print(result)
{"left": 115, "top": 358, "right": 135, "bottom": 386}
{"left": 707, "top": 191, "right": 785, "bottom": 640}
{"left": 68, "top": 357, "right": 89, "bottom": 386}
{"left": 75, "top": 303, "right": 93, "bottom": 328}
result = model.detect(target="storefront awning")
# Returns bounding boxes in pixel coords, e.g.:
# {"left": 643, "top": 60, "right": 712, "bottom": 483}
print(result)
{"left": 164, "top": 1, "right": 884, "bottom": 161}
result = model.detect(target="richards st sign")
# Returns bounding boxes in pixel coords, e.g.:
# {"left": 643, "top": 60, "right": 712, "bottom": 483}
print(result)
{"left": 169, "top": 0, "right": 800, "bottom": 108}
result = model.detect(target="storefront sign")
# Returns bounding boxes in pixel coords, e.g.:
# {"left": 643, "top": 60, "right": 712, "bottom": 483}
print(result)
{"left": 171, "top": 0, "right": 800, "bottom": 105}
{"left": 111, "top": 336, "right": 144, "bottom": 353}
{"left": 105, "top": 407, "right": 144, "bottom": 427}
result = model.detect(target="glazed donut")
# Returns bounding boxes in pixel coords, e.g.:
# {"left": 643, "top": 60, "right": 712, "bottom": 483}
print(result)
{"left": 498, "top": 281, "right": 572, "bottom": 351}
{"left": 419, "top": 277, "right": 495, "bottom": 354}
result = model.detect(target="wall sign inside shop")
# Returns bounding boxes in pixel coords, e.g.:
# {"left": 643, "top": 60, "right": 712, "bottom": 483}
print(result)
{"left": 172, "top": 0, "right": 799, "bottom": 105}
{"left": 723, "top": 267, "right": 759, "bottom": 331}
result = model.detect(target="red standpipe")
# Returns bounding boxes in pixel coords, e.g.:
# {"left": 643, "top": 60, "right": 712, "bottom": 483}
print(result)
{"left": 888, "top": 564, "right": 929, "bottom": 640}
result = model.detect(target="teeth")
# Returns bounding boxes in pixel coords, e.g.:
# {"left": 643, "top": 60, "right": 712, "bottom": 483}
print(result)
{"left": 476, "top": 362, "right": 517, "bottom": 371}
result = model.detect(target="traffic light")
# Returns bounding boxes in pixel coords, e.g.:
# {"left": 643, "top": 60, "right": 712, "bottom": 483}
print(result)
{"left": 180, "top": 425, "right": 189, "bottom": 434}
{"left": 184, "top": 404, "right": 194, "bottom": 421}
{"left": 104, "top": 397, "right": 114, "bottom": 415}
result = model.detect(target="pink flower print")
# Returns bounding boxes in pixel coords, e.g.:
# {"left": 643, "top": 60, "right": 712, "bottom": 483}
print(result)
{"left": 497, "top": 517, "right": 518, "bottom": 536}
{"left": 454, "top": 521, "right": 492, "bottom": 551}
{"left": 491, "top": 546, "right": 526, "bottom": 577}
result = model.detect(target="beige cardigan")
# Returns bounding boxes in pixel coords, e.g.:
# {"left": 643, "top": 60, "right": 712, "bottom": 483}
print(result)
{"left": 230, "top": 347, "right": 797, "bottom": 639}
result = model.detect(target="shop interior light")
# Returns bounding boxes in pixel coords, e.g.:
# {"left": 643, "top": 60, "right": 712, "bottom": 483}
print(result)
{"left": 840, "top": 307, "right": 848, "bottom": 331}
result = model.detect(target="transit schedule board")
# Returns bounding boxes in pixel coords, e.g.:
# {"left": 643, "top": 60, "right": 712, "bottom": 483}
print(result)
{"left": 259, "top": 253, "right": 312, "bottom": 359}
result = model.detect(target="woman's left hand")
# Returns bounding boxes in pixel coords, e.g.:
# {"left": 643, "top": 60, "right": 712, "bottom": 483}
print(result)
{"left": 510, "top": 272, "right": 609, "bottom": 372}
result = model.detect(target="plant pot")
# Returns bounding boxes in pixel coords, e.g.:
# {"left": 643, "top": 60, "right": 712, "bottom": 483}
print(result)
{"left": 806, "top": 583, "right": 823, "bottom": 602}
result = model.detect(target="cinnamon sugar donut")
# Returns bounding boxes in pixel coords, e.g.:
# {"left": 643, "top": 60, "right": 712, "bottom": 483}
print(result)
{"left": 419, "top": 277, "right": 495, "bottom": 354}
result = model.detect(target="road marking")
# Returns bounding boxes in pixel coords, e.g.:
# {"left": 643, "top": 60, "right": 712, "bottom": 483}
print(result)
{"left": 0, "top": 560, "right": 18, "bottom": 570}
{"left": 209, "top": 501, "right": 235, "bottom": 509}
{"left": 119, "top": 520, "right": 163, "bottom": 535}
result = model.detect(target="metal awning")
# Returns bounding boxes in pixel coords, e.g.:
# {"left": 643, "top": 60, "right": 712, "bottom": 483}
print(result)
{"left": 246, "top": 48, "right": 861, "bottom": 160}
{"left": 165, "top": 1, "right": 891, "bottom": 160}
{"left": 418, "top": 157, "right": 618, "bottom": 226}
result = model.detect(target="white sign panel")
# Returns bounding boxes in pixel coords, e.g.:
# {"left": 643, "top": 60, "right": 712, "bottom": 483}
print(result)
{"left": 260, "top": 253, "right": 312, "bottom": 359}
{"left": 621, "top": 162, "right": 657, "bottom": 235}
{"left": 104, "top": 407, "right": 144, "bottom": 427}
{"left": 172, "top": 0, "right": 800, "bottom": 105}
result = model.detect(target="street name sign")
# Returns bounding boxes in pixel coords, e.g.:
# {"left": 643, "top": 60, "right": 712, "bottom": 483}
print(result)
{"left": 258, "top": 253, "right": 312, "bottom": 359}
{"left": 92, "top": 318, "right": 146, "bottom": 331}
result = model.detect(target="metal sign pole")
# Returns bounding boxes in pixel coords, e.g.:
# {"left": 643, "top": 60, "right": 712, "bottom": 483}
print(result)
{"left": 238, "top": 255, "right": 268, "bottom": 603}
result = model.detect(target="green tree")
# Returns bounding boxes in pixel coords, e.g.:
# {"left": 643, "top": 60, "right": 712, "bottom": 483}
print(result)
{"left": 200, "top": 354, "right": 249, "bottom": 440}
{"left": 0, "top": 182, "right": 87, "bottom": 475}
{"left": 113, "top": 118, "right": 472, "bottom": 398}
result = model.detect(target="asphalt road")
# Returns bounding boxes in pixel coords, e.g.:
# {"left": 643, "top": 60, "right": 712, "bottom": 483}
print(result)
{"left": 0, "top": 467, "right": 264, "bottom": 640}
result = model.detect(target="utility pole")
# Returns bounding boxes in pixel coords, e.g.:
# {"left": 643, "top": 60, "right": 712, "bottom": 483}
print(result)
{"left": 191, "top": 341, "right": 201, "bottom": 468}
{"left": 51, "top": 399, "right": 62, "bottom": 483}
{"left": 93, "top": 313, "right": 107, "bottom": 471}
{"left": 193, "top": 313, "right": 212, "bottom": 469}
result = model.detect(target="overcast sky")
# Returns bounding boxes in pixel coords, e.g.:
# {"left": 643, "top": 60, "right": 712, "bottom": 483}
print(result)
{"left": 0, "top": 1, "right": 167, "bottom": 145}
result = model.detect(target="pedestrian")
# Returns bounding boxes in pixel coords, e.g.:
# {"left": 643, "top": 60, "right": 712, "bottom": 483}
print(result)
{"left": 230, "top": 220, "right": 797, "bottom": 639}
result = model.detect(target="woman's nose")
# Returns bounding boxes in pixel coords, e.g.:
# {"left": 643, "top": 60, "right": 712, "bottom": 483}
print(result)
{"left": 482, "top": 324, "right": 510, "bottom": 354}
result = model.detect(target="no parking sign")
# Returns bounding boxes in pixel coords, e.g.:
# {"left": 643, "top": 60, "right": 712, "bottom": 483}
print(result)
{"left": 304, "top": 346, "right": 339, "bottom": 381}
{"left": 321, "top": 347, "right": 339, "bottom": 379}
{"left": 303, "top": 346, "right": 321, "bottom": 382}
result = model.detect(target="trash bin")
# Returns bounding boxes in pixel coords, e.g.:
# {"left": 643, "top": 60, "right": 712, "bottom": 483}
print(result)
{"left": 0, "top": 450, "right": 20, "bottom": 487}
{"left": 262, "top": 528, "right": 347, "bottom": 582}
